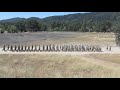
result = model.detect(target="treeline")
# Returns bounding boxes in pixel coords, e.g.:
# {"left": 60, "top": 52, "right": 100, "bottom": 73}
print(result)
{"left": 0, "top": 19, "right": 115, "bottom": 33}
{"left": 0, "top": 12, "right": 120, "bottom": 33}
{"left": 0, "top": 19, "right": 48, "bottom": 33}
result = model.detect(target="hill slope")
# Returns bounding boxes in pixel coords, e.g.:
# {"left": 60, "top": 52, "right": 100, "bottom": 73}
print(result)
{"left": 0, "top": 12, "right": 120, "bottom": 23}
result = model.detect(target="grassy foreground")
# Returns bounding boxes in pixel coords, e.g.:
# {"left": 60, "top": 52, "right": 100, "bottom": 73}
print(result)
{"left": 0, "top": 54, "right": 120, "bottom": 78}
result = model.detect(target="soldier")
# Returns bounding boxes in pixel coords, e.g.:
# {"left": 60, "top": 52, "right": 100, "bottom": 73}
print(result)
{"left": 70, "top": 45, "right": 72, "bottom": 52}
{"left": 47, "top": 45, "right": 49, "bottom": 52}
{"left": 19, "top": 45, "right": 21, "bottom": 52}
{"left": 60, "top": 45, "right": 63, "bottom": 51}
{"left": 31, "top": 45, "right": 33, "bottom": 52}
{"left": 109, "top": 46, "right": 111, "bottom": 51}
{"left": 38, "top": 45, "right": 40, "bottom": 52}
{"left": 52, "top": 45, "right": 54, "bottom": 52}
{"left": 37, "top": 45, "right": 39, "bottom": 52}
{"left": 40, "top": 45, "right": 42, "bottom": 52}
{"left": 32, "top": 45, "right": 35, "bottom": 52}
{"left": 28, "top": 46, "right": 30, "bottom": 52}
{"left": 78, "top": 45, "right": 80, "bottom": 52}
{"left": 2, "top": 45, "right": 6, "bottom": 52}
{"left": 18, "top": 45, "right": 21, "bottom": 52}
{"left": 26, "top": 46, "right": 29, "bottom": 52}
{"left": 75, "top": 45, "right": 78, "bottom": 52}
{"left": 22, "top": 45, "right": 25, "bottom": 52}
{"left": 45, "top": 45, "right": 47, "bottom": 52}
{"left": 95, "top": 45, "right": 98, "bottom": 52}
{"left": 10, "top": 45, "right": 12, "bottom": 52}
{"left": 89, "top": 45, "right": 92, "bottom": 52}
{"left": 49, "top": 44, "right": 51, "bottom": 52}
{"left": 86, "top": 45, "right": 89, "bottom": 52}
{"left": 46, "top": 45, "right": 48, "bottom": 52}
{"left": 59, "top": 45, "right": 61, "bottom": 52}
{"left": 64, "top": 45, "right": 66, "bottom": 52}
{"left": 94, "top": 46, "right": 97, "bottom": 52}
{"left": 55, "top": 45, "right": 57, "bottom": 52}
{"left": 72, "top": 44, "right": 75, "bottom": 52}
{"left": 106, "top": 45, "right": 108, "bottom": 51}
{"left": 42, "top": 45, "right": 44, "bottom": 52}
{"left": 74, "top": 45, "right": 76, "bottom": 52}
{"left": 45, "top": 45, "right": 48, "bottom": 52}
{"left": 34, "top": 45, "right": 37, "bottom": 52}
{"left": 43, "top": 45, "right": 46, "bottom": 52}
{"left": 62, "top": 45, "right": 66, "bottom": 52}
{"left": 93, "top": 45, "right": 95, "bottom": 52}
{"left": 58, "top": 45, "right": 61, "bottom": 52}
{"left": 50, "top": 44, "right": 53, "bottom": 52}
{"left": 7, "top": 45, "right": 10, "bottom": 51}
{"left": 98, "top": 47, "right": 102, "bottom": 52}
{"left": 14, "top": 45, "right": 17, "bottom": 52}
{"left": 11, "top": 45, "right": 15, "bottom": 52}
{"left": 17, "top": 45, "right": 20, "bottom": 52}
{"left": 15, "top": 45, "right": 18, "bottom": 52}
{"left": 20, "top": 45, "right": 23, "bottom": 52}
{"left": 7, "top": 45, "right": 10, "bottom": 52}
{"left": 97, "top": 46, "right": 101, "bottom": 52}
{"left": 50, "top": 45, "right": 52, "bottom": 52}
{"left": 65, "top": 45, "right": 67, "bottom": 52}
{"left": 48, "top": 44, "right": 51, "bottom": 52}
{"left": 29, "top": 45, "right": 31, "bottom": 52}
{"left": 56, "top": 45, "right": 58, "bottom": 52}
{"left": 67, "top": 45, "right": 70, "bottom": 52}
{"left": 78, "top": 45, "right": 81, "bottom": 52}
{"left": 24, "top": 45, "right": 26, "bottom": 52}
{"left": 81, "top": 45, "right": 85, "bottom": 52}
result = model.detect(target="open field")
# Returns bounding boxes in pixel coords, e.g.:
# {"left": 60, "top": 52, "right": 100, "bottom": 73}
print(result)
{"left": 0, "top": 54, "right": 120, "bottom": 78}
{"left": 0, "top": 32, "right": 116, "bottom": 47}
{"left": 0, "top": 32, "right": 120, "bottom": 78}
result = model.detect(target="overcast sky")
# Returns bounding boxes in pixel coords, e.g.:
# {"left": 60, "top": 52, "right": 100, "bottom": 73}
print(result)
{"left": 0, "top": 12, "right": 88, "bottom": 20}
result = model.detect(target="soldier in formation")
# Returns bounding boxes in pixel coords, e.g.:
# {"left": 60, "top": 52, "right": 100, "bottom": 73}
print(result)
{"left": 2, "top": 44, "right": 102, "bottom": 52}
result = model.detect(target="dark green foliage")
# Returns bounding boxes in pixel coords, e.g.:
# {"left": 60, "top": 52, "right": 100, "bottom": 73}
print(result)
{"left": 0, "top": 12, "right": 118, "bottom": 33}
{"left": 15, "top": 20, "right": 26, "bottom": 32}
{"left": 0, "top": 12, "right": 119, "bottom": 33}
{"left": 7, "top": 25, "right": 18, "bottom": 33}
{"left": 115, "top": 32, "right": 120, "bottom": 46}
{"left": 0, "top": 24, "right": 5, "bottom": 33}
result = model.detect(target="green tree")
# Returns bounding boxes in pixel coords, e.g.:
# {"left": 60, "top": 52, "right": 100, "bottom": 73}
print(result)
{"left": 0, "top": 24, "right": 5, "bottom": 33}
{"left": 113, "top": 17, "right": 120, "bottom": 46}
{"left": 15, "top": 20, "right": 26, "bottom": 32}
{"left": 7, "top": 25, "right": 17, "bottom": 33}
{"left": 25, "top": 19, "right": 40, "bottom": 32}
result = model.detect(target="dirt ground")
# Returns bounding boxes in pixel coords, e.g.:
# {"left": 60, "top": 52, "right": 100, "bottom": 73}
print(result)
{"left": 0, "top": 32, "right": 120, "bottom": 78}
{"left": 0, "top": 32, "right": 116, "bottom": 47}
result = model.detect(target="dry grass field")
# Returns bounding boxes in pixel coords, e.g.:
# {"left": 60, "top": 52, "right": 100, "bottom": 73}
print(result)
{"left": 0, "top": 32, "right": 116, "bottom": 47}
{"left": 0, "top": 54, "right": 120, "bottom": 78}
{"left": 0, "top": 32, "right": 119, "bottom": 78}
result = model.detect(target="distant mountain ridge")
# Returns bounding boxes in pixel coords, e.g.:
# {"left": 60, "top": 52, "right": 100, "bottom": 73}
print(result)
{"left": 0, "top": 17, "right": 26, "bottom": 23}
{"left": 0, "top": 17, "right": 41, "bottom": 23}
{"left": 0, "top": 12, "right": 120, "bottom": 23}
{"left": 1, "top": 12, "right": 120, "bottom": 33}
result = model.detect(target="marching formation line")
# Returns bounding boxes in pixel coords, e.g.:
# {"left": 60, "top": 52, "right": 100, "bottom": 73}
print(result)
{"left": 0, "top": 47, "right": 120, "bottom": 55}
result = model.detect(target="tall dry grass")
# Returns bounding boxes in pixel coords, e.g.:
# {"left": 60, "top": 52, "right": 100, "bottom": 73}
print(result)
{"left": 0, "top": 54, "right": 120, "bottom": 78}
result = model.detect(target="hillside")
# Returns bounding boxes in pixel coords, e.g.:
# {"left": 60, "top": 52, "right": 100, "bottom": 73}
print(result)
{"left": 0, "top": 12, "right": 120, "bottom": 23}
{"left": 0, "top": 12, "right": 120, "bottom": 33}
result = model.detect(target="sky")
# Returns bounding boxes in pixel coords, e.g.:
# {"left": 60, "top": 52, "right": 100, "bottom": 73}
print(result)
{"left": 0, "top": 12, "right": 88, "bottom": 20}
